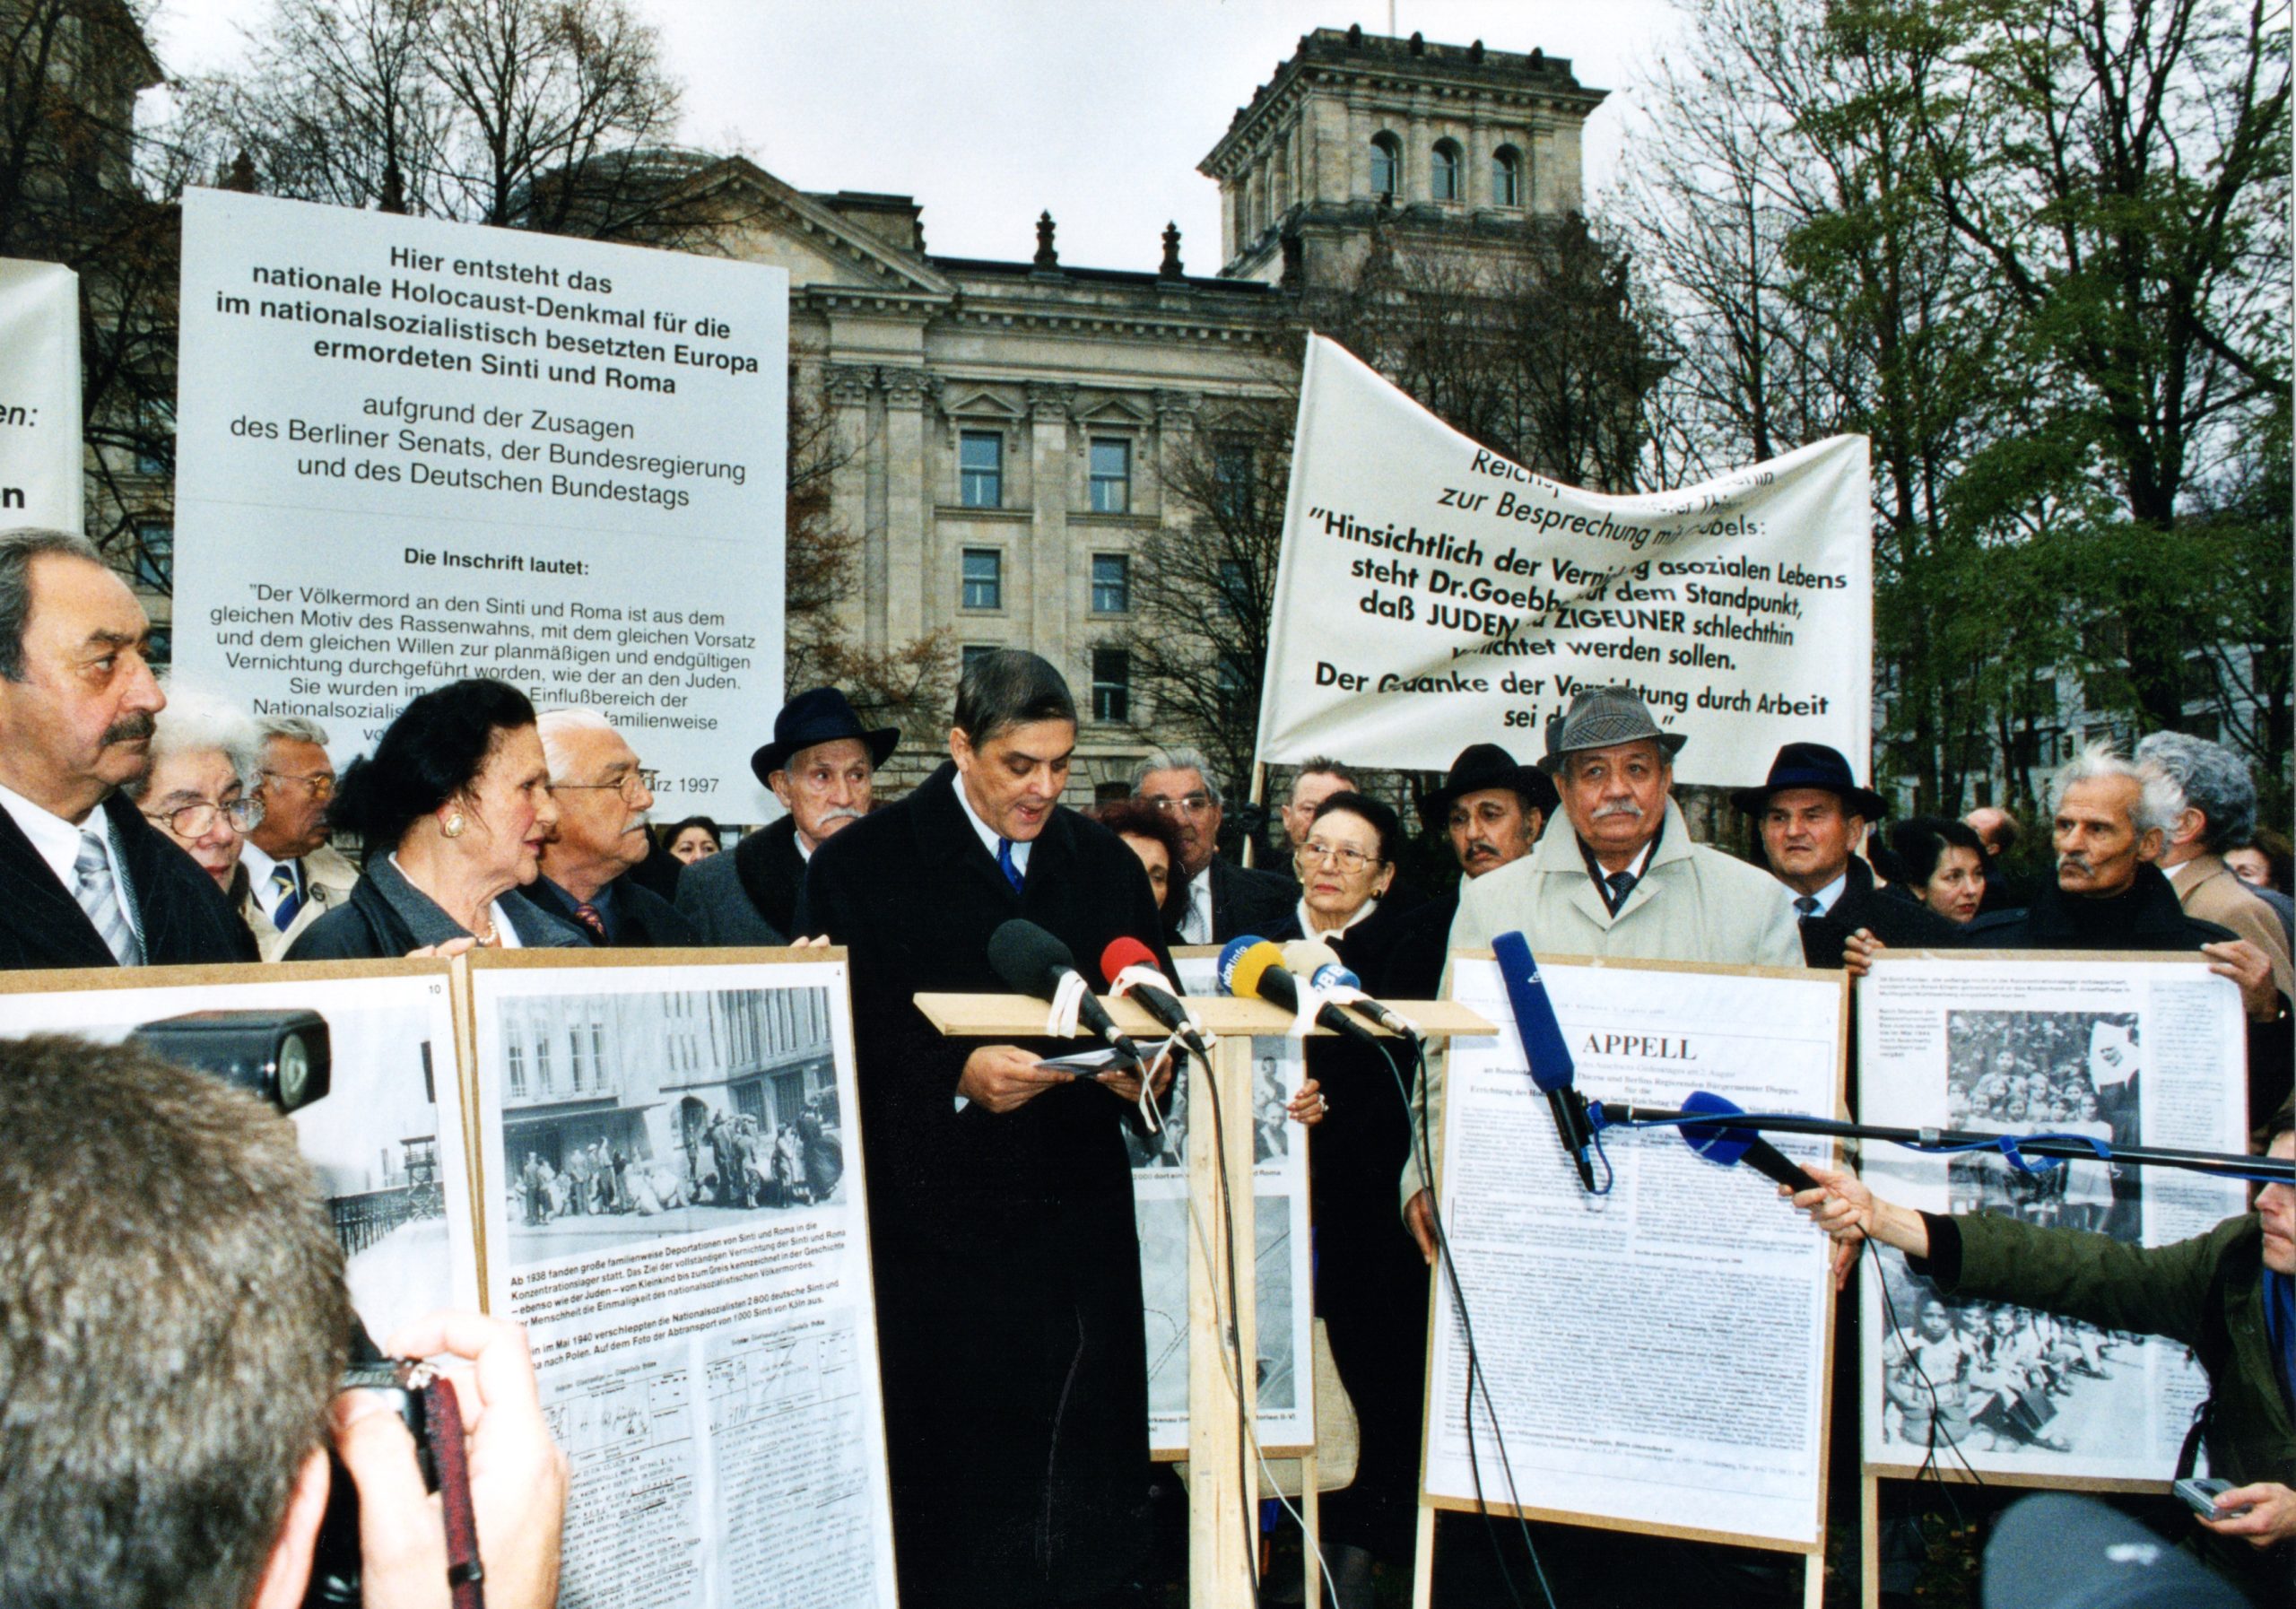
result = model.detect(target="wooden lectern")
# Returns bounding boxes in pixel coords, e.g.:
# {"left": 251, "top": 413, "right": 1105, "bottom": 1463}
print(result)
{"left": 916, "top": 989, "right": 1494, "bottom": 1609}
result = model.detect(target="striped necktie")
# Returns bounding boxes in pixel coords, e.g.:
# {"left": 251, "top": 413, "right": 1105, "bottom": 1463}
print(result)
{"left": 572, "top": 900, "right": 609, "bottom": 941}
{"left": 74, "top": 827, "right": 142, "bottom": 966}
{"left": 271, "top": 862, "right": 304, "bottom": 931}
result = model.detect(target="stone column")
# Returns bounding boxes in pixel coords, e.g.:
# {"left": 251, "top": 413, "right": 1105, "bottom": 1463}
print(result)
{"left": 822, "top": 362, "right": 883, "bottom": 649}
{"left": 880, "top": 366, "right": 931, "bottom": 649}
{"left": 1025, "top": 382, "right": 1077, "bottom": 669}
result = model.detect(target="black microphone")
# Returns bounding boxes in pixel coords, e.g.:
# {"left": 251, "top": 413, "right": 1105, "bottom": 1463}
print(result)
{"left": 1491, "top": 930, "right": 1597, "bottom": 1189}
{"left": 1100, "top": 937, "right": 1210, "bottom": 1061}
{"left": 987, "top": 918, "right": 1147, "bottom": 1068}
{"left": 1280, "top": 939, "right": 1422, "bottom": 1040}
{"left": 1216, "top": 936, "right": 1381, "bottom": 1047}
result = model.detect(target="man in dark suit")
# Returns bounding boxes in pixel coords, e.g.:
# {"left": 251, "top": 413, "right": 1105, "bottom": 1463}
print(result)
{"left": 676, "top": 685, "right": 898, "bottom": 943}
{"left": 799, "top": 650, "right": 1173, "bottom": 1609}
{"left": 513, "top": 709, "right": 697, "bottom": 947}
{"left": 0, "top": 529, "right": 255, "bottom": 970}
{"left": 1134, "top": 744, "right": 1292, "bottom": 945}
{"left": 1734, "top": 741, "right": 1962, "bottom": 969}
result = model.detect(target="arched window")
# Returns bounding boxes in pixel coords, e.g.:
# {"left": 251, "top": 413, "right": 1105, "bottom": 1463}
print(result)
{"left": 1492, "top": 145, "right": 1524, "bottom": 207}
{"left": 1370, "top": 134, "right": 1401, "bottom": 199}
{"left": 1431, "top": 139, "right": 1462, "bottom": 202}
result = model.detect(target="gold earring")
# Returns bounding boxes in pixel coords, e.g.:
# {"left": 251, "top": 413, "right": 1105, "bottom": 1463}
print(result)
{"left": 443, "top": 813, "right": 465, "bottom": 839}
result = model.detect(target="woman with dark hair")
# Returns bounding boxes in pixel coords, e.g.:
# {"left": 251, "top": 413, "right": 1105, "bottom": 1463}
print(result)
{"left": 1086, "top": 797, "right": 1190, "bottom": 938}
{"left": 286, "top": 678, "right": 583, "bottom": 959}
{"left": 1873, "top": 814, "right": 1991, "bottom": 926}
{"left": 661, "top": 814, "right": 723, "bottom": 865}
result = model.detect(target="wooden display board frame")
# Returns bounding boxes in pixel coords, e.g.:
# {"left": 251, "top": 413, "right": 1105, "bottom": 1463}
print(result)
{"left": 1412, "top": 951, "right": 1853, "bottom": 1609}
{"left": 1850, "top": 949, "right": 2248, "bottom": 1609}
{"left": 914, "top": 990, "right": 1493, "bottom": 1609}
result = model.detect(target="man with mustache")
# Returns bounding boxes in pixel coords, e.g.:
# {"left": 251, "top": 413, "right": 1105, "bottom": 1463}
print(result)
{"left": 238, "top": 715, "right": 356, "bottom": 961}
{"left": 0, "top": 529, "right": 255, "bottom": 969}
{"left": 677, "top": 685, "right": 897, "bottom": 943}
{"left": 1379, "top": 742, "right": 1556, "bottom": 1003}
{"left": 512, "top": 708, "right": 698, "bottom": 946}
{"left": 1967, "top": 745, "right": 2290, "bottom": 1122}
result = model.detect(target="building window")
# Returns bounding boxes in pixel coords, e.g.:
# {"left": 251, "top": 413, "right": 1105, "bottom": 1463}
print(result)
{"left": 961, "top": 549, "right": 1003, "bottom": 610}
{"left": 534, "top": 1033, "right": 553, "bottom": 1093}
{"left": 506, "top": 1039, "right": 526, "bottom": 1099}
{"left": 1091, "top": 553, "right": 1130, "bottom": 613}
{"left": 960, "top": 430, "right": 1003, "bottom": 508}
{"left": 1493, "top": 145, "right": 1523, "bottom": 207}
{"left": 1370, "top": 134, "right": 1401, "bottom": 199}
{"left": 1213, "top": 441, "right": 1254, "bottom": 523}
{"left": 132, "top": 523, "right": 172, "bottom": 590}
{"left": 1091, "top": 648, "right": 1131, "bottom": 724}
{"left": 1089, "top": 438, "right": 1131, "bottom": 513}
{"left": 1431, "top": 140, "right": 1462, "bottom": 201}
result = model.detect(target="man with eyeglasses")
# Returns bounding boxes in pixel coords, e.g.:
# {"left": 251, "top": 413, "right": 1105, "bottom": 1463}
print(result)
{"left": 239, "top": 714, "right": 357, "bottom": 960}
{"left": 1132, "top": 744, "right": 1293, "bottom": 946}
{"left": 512, "top": 708, "right": 698, "bottom": 946}
{"left": 0, "top": 529, "right": 255, "bottom": 970}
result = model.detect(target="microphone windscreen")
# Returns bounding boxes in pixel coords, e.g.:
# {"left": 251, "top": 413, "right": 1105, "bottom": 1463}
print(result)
{"left": 1100, "top": 935, "right": 1158, "bottom": 983}
{"left": 1677, "top": 1090, "right": 1755, "bottom": 1169}
{"left": 1491, "top": 930, "right": 1578, "bottom": 1094}
{"left": 987, "top": 918, "right": 1077, "bottom": 999}
{"left": 1311, "top": 962, "right": 1361, "bottom": 991}
{"left": 1222, "top": 941, "right": 1283, "bottom": 1002}
{"left": 1280, "top": 937, "right": 1342, "bottom": 978}
{"left": 1982, "top": 1492, "right": 2245, "bottom": 1609}
{"left": 1217, "top": 935, "right": 1267, "bottom": 996}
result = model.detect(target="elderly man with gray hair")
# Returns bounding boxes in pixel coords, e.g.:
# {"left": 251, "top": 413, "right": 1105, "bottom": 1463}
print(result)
{"left": 1968, "top": 744, "right": 2289, "bottom": 1120}
{"left": 509, "top": 707, "right": 698, "bottom": 947}
{"left": 2135, "top": 730, "right": 2295, "bottom": 1004}
{"left": 240, "top": 714, "right": 357, "bottom": 960}
{"left": 1133, "top": 743, "right": 1294, "bottom": 944}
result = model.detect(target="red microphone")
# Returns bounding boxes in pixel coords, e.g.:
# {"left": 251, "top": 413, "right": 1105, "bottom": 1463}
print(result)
{"left": 1100, "top": 936, "right": 1209, "bottom": 1060}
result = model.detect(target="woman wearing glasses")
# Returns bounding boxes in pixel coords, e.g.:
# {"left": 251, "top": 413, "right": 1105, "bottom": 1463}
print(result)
{"left": 123, "top": 681, "right": 267, "bottom": 902}
{"left": 287, "top": 677, "right": 584, "bottom": 959}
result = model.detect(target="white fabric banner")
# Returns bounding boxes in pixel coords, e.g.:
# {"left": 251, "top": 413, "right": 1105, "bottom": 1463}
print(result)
{"left": 173, "top": 190, "right": 787, "bottom": 817}
{"left": 1257, "top": 336, "right": 1872, "bottom": 785}
{"left": 0, "top": 258, "right": 83, "bottom": 530}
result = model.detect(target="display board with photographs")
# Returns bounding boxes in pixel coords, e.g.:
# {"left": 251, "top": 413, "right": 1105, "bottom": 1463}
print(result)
{"left": 1857, "top": 953, "right": 2249, "bottom": 1487}
{"left": 464, "top": 948, "right": 896, "bottom": 1609}
{"left": 1138, "top": 951, "right": 1317, "bottom": 1456}
{"left": 0, "top": 960, "right": 471, "bottom": 1346}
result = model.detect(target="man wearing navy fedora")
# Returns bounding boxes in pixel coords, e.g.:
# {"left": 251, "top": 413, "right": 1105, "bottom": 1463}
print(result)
{"left": 1734, "top": 741, "right": 1961, "bottom": 969}
{"left": 675, "top": 686, "right": 899, "bottom": 943}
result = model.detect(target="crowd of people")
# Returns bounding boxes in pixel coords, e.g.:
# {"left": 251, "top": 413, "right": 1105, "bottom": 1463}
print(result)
{"left": 1, "top": 522, "right": 2291, "bottom": 1608}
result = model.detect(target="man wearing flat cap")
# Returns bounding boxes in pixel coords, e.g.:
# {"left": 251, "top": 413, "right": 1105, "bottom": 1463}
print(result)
{"left": 1736, "top": 740, "right": 1961, "bottom": 969}
{"left": 675, "top": 686, "right": 899, "bottom": 944}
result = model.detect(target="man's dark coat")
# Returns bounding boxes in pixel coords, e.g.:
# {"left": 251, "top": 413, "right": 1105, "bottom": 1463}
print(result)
{"left": 1796, "top": 856, "right": 1964, "bottom": 969}
{"left": 509, "top": 875, "right": 700, "bottom": 947}
{"left": 0, "top": 792, "right": 257, "bottom": 970}
{"left": 797, "top": 761, "right": 1172, "bottom": 1609}
{"left": 733, "top": 814, "right": 806, "bottom": 935}
{"left": 1203, "top": 852, "right": 1296, "bottom": 944}
{"left": 671, "top": 820, "right": 794, "bottom": 945}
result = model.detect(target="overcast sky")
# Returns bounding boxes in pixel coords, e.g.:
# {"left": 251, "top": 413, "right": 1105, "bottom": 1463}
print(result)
{"left": 144, "top": 0, "right": 1686, "bottom": 271}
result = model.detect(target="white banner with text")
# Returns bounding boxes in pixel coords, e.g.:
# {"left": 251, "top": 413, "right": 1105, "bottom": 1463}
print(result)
{"left": 173, "top": 189, "right": 786, "bottom": 815}
{"left": 1257, "top": 336, "right": 1871, "bottom": 785}
{"left": 0, "top": 257, "right": 83, "bottom": 530}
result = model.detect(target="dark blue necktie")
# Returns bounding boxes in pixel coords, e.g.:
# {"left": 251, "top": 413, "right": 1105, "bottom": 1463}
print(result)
{"left": 1605, "top": 870, "right": 1636, "bottom": 912}
{"left": 997, "top": 838, "right": 1024, "bottom": 894}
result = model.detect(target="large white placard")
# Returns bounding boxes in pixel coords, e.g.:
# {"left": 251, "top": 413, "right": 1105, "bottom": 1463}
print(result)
{"left": 1258, "top": 336, "right": 1871, "bottom": 783}
{"left": 174, "top": 190, "right": 786, "bottom": 816}
{"left": 0, "top": 257, "right": 83, "bottom": 529}
{"left": 1425, "top": 954, "right": 1843, "bottom": 1550}
{"left": 468, "top": 953, "right": 896, "bottom": 1609}
{"left": 1857, "top": 954, "right": 2248, "bottom": 1486}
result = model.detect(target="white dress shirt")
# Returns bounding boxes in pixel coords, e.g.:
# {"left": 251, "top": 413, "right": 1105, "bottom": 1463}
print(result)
{"left": 1180, "top": 869, "right": 1214, "bottom": 944}
{"left": 1799, "top": 870, "right": 1850, "bottom": 917}
{"left": 953, "top": 778, "right": 1032, "bottom": 878}
{"left": 240, "top": 838, "right": 295, "bottom": 921}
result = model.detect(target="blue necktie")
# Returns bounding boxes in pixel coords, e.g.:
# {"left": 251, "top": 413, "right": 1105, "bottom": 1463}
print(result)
{"left": 996, "top": 838, "right": 1024, "bottom": 894}
{"left": 271, "top": 862, "right": 303, "bottom": 931}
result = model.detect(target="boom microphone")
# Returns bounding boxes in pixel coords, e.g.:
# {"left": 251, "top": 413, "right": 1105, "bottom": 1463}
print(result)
{"left": 1217, "top": 936, "right": 1380, "bottom": 1046}
{"left": 987, "top": 918, "right": 1148, "bottom": 1068}
{"left": 1669, "top": 1092, "right": 1822, "bottom": 1192}
{"left": 1281, "top": 938, "right": 1422, "bottom": 1039}
{"left": 1100, "top": 936, "right": 1211, "bottom": 1061}
{"left": 1489, "top": 930, "right": 1597, "bottom": 1190}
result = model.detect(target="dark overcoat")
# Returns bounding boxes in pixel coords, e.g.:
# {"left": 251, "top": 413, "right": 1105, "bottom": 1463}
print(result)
{"left": 0, "top": 792, "right": 257, "bottom": 970}
{"left": 797, "top": 760, "right": 1172, "bottom": 1608}
{"left": 509, "top": 874, "right": 700, "bottom": 947}
{"left": 1796, "top": 855, "right": 1964, "bottom": 968}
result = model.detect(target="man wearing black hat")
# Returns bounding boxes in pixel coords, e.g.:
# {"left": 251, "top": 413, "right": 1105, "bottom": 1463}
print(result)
{"left": 1735, "top": 741, "right": 1961, "bottom": 969}
{"left": 1383, "top": 743, "right": 1556, "bottom": 1003}
{"left": 675, "top": 686, "right": 899, "bottom": 944}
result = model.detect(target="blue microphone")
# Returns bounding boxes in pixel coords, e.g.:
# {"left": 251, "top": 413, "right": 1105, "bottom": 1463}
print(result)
{"left": 1673, "top": 1091, "right": 1822, "bottom": 1192}
{"left": 1490, "top": 930, "right": 1596, "bottom": 1190}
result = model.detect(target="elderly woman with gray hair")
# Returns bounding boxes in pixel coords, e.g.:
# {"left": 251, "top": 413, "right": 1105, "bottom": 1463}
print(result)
{"left": 120, "top": 680, "right": 265, "bottom": 905}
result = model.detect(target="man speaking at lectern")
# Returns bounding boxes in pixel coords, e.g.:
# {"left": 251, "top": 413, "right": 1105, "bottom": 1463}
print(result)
{"left": 799, "top": 649, "right": 1174, "bottom": 1609}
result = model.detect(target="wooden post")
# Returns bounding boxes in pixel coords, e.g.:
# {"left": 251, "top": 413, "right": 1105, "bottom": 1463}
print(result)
{"left": 1188, "top": 1028, "right": 1260, "bottom": 1608}
{"left": 1860, "top": 1471, "right": 1882, "bottom": 1609}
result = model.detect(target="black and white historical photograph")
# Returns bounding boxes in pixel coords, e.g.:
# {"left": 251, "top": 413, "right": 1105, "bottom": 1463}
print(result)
{"left": 490, "top": 983, "right": 847, "bottom": 1268}
{"left": 1944, "top": 1009, "right": 2139, "bottom": 1239}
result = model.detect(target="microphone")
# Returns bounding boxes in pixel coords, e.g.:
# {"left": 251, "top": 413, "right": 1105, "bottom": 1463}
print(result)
{"left": 1217, "top": 935, "right": 1381, "bottom": 1046}
{"left": 1100, "top": 936, "right": 1211, "bottom": 1061}
{"left": 987, "top": 918, "right": 1147, "bottom": 1068}
{"left": 1281, "top": 938, "right": 1422, "bottom": 1040}
{"left": 1671, "top": 1091, "right": 1821, "bottom": 1192}
{"left": 1489, "top": 930, "right": 1597, "bottom": 1190}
